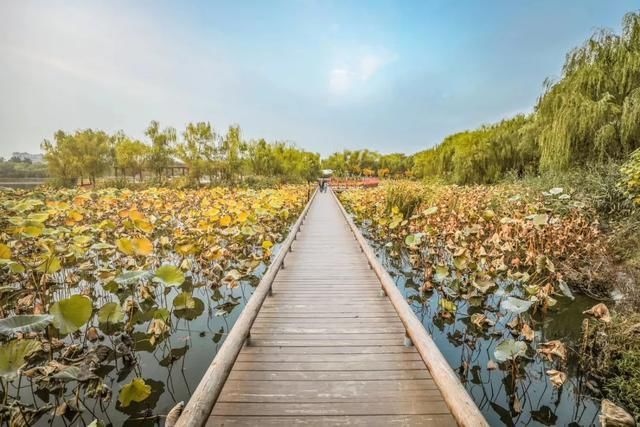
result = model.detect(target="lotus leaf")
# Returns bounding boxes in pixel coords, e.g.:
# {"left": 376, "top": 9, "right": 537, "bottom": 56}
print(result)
{"left": 50, "top": 295, "right": 93, "bottom": 335}
{"left": 0, "top": 243, "right": 11, "bottom": 260}
{"left": 98, "top": 302, "right": 125, "bottom": 324}
{"left": 118, "top": 378, "right": 151, "bottom": 407}
{"left": 153, "top": 265, "right": 185, "bottom": 287}
{"left": 0, "top": 315, "right": 53, "bottom": 337}
{"left": 500, "top": 297, "right": 534, "bottom": 315}
{"left": 115, "top": 270, "right": 149, "bottom": 285}
{"left": 0, "top": 339, "right": 42, "bottom": 379}
{"left": 494, "top": 339, "right": 527, "bottom": 362}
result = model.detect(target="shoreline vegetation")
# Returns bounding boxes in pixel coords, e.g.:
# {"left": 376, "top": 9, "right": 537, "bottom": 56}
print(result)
{"left": 1, "top": 9, "right": 639, "bottom": 427}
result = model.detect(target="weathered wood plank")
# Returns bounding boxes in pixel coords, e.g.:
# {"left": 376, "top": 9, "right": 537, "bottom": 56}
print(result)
{"left": 239, "top": 345, "right": 418, "bottom": 354}
{"left": 218, "top": 381, "right": 441, "bottom": 403}
{"left": 227, "top": 370, "right": 431, "bottom": 381}
{"left": 246, "top": 339, "right": 404, "bottom": 346}
{"left": 208, "top": 414, "right": 457, "bottom": 426}
{"left": 236, "top": 352, "right": 422, "bottom": 362}
{"left": 232, "top": 361, "right": 428, "bottom": 371}
{"left": 210, "top": 401, "right": 452, "bottom": 416}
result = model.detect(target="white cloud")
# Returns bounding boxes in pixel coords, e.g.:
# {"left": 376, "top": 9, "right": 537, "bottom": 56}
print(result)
{"left": 329, "top": 68, "right": 354, "bottom": 95}
{"left": 328, "top": 48, "right": 396, "bottom": 96}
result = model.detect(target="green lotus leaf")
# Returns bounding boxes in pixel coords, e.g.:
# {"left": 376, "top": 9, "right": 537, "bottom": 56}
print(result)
{"left": 500, "top": 297, "right": 534, "bottom": 315}
{"left": 494, "top": 339, "right": 527, "bottom": 362}
{"left": 118, "top": 377, "right": 151, "bottom": 407}
{"left": 173, "top": 292, "right": 196, "bottom": 311}
{"left": 531, "top": 214, "right": 548, "bottom": 226}
{"left": 36, "top": 256, "right": 61, "bottom": 274}
{"left": 0, "top": 315, "right": 53, "bottom": 337}
{"left": 115, "top": 270, "right": 149, "bottom": 285}
{"left": 0, "top": 339, "right": 42, "bottom": 379}
{"left": 27, "top": 213, "right": 49, "bottom": 223}
{"left": 152, "top": 265, "right": 185, "bottom": 287}
{"left": 50, "top": 295, "right": 93, "bottom": 335}
{"left": 98, "top": 302, "right": 125, "bottom": 324}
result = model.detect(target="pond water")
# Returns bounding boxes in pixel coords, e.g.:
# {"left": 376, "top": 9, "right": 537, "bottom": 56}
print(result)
{"left": 361, "top": 227, "right": 603, "bottom": 427}
{"left": 19, "top": 254, "right": 273, "bottom": 426}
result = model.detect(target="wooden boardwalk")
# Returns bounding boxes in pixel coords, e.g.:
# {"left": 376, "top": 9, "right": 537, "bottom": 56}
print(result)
{"left": 207, "top": 191, "right": 457, "bottom": 426}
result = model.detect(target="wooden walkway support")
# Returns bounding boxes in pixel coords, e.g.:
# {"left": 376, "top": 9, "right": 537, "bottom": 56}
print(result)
{"left": 177, "top": 190, "right": 487, "bottom": 427}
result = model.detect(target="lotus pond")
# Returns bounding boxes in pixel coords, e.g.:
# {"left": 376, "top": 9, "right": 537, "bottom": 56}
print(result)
{"left": 0, "top": 186, "right": 308, "bottom": 426}
{"left": 340, "top": 182, "right": 616, "bottom": 426}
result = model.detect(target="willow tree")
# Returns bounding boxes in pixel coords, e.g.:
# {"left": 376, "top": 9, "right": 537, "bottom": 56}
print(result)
{"left": 537, "top": 11, "right": 640, "bottom": 171}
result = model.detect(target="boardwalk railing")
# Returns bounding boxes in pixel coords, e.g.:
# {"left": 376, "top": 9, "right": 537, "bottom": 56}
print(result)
{"left": 331, "top": 189, "right": 488, "bottom": 427}
{"left": 175, "top": 189, "right": 317, "bottom": 427}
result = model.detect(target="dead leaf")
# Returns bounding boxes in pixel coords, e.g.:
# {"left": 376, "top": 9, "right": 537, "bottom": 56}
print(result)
{"left": 583, "top": 303, "right": 611, "bottom": 323}
{"left": 599, "top": 399, "right": 635, "bottom": 427}
{"left": 538, "top": 340, "right": 567, "bottom": 361}
{"left": 546, "top": 369, "right": 567, "bottom": 388}
{"left": 520, "top": 323, "right": 535, "bottom": 341}
{"left": 86, "top": 327, "right": 100, "bottom": 342}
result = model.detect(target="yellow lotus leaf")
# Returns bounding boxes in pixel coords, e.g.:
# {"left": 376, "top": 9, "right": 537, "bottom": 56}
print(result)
{"left": 116, "top": 238, "right": 135, "bottom": 255}
{"left": 134, "top": 219, "right": 154, "bottom": 233}
{"left": 262, "top": 240, "right": 273, "bottom": 250}
{"left": 237, "top": 211, "right": 249, "bottom": 223}
{"left": 67, "top": 211, "right": 84, "bottom": 222}
{"left": 205, "top": 208, "right": 220, "bottom": 218}
{"left": 176, "top": 243, "right": 196, "bottom": 256}
{"left": 0, "top": 244, "right": 11, "bottom": 260}
{"left": 129, "top": 210, "right": 145, "bottom": 221}
{"left": 132, "top": 238, "right": 153, "bottom": 256}
{"left": 219, "top": 215, "right": 232, "bottom": 227}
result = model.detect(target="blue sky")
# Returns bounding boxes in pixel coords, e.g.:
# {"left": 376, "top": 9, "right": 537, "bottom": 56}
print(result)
{"left": 0, "top": 1, "right": 636, "bottom": 158}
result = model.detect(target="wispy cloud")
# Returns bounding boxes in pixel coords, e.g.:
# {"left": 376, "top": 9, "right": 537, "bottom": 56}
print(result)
{"left": 328, "top": 48, "right": 396, "bottom": 96}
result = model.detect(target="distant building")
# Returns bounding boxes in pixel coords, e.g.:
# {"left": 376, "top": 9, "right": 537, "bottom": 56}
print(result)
{"left": 11, "top": 152, "right": 44, "bottom": 163}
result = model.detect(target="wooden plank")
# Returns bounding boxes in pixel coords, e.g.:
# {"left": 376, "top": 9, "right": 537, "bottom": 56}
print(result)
{"left": 246, "top": 339, "right": 405, "bottom": 347}
{"left": 240, "top": 345, "right": 418, "bottom": 354}
{"left": 247, "top": 333, "right": 405, "bottom": 341}
{"left": 208, "top": 414, "right": 457, "bottom": 426}
{"left": 232, "top": 361, "right": 427, "bottom": 371}
{"left": 236, "top": 352, "right": 422, "bottom": 362}
{"left": 227, "top": 370, "right": 431, "bottom": 381}
{"left": 249, "top": 327, "right": 406, "bottom": 334}
{"left": 211, "top": 401, "right": 452, "bottom": 416}
{"left": 218, "top": 381, "right": 440, "bottom": 403}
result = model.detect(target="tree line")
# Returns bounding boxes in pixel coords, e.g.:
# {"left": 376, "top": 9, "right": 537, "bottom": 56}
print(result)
{"left": 412, "top": 11, "right": 640, "bottom": 184}
{"left": 41, "top": 122, "right": 323, "bottom": 186}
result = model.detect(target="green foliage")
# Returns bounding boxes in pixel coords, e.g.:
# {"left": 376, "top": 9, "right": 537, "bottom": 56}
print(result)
{"left": 0, "top": 159, "right": 48, "bottom": 179}
{"left": 42, "top": 129, "right": 113, "bottom": 186}
{"left": 621, "top": 148, "right": 640, "bottom": 205}
{"left": 606, "top": 350, "right": 640, "bottom": 417}
{"left": 114, "top": 138, "right": 148, "bottom": 181}
{"left": 145, "top": 121, "right": 177, "bottom": 179}
{"left": 385, "top": 182, "right": 423, "bottom": 218}
{"left": 322, "top": 150, "right": 412, "bottom": 177}
{"left": 412, "top": 11, "right": 640, "bottom": 184}
{"left": 412, "top": 115, "right": 539, "bottom": 184}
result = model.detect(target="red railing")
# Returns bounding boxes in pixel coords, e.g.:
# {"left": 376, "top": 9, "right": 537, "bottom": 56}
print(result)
{"left": 329, "top": 177, "right": 379, "bottom": 191}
